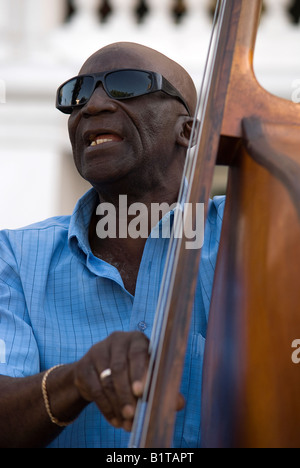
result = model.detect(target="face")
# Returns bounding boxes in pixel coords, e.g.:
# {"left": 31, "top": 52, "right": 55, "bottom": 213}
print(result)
{"left": 67, "top": 44, "right": 194, "bottom": 198}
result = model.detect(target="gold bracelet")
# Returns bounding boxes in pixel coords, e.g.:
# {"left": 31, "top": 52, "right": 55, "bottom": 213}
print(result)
{"left": 41, "top": 365, "right": 75, "bottom": 428}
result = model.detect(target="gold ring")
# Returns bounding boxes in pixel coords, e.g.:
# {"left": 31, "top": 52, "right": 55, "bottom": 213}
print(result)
{"left": 100, "top": 368, "right": 112, "bottom": 381}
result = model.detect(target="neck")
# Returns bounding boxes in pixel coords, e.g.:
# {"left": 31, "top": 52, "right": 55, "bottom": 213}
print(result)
{"left": 89, "top": 179, "right": 179, "bottom": 255}
{"left": 88, "top": 175, "right": 182, "bottom": 295}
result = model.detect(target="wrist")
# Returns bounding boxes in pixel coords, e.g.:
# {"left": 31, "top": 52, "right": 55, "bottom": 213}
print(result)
{"left": 42, "top": 363, "right": 88, "bottom": 427}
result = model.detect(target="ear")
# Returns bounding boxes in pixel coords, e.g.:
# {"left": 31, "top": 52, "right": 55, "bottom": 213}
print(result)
{"left": 175, "top": 116, "right": 199, "bottom": 148}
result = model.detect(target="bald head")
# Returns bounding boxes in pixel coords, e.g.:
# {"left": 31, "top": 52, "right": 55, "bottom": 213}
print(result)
{"left": 79, "top": 42, "right": 197, "bottom": 117}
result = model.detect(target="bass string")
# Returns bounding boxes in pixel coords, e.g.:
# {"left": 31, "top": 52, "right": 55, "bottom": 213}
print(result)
{"left": 146, "top": 0, "right": 226, "bottom": 378}
{"left": 128, "top": 0, "right": 225, "bottom": 448}
{"left": 149, "top": 0, "right": 225, "bottom": 360}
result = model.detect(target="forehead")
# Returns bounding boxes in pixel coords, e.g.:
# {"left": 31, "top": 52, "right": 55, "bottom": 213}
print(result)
{"left": 79, "top": 44, "right": 174, "bottom": 80}
{"left": 78, "top": 43, "right": 197, "bottom": 116}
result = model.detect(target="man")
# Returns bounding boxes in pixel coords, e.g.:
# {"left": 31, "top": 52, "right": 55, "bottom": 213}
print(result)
{"left": 0, "top": 42, "right": 224, "bottom": 448}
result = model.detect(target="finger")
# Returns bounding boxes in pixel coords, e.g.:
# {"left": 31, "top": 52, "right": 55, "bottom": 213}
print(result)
{"left": 128, "top": 332, "right": 150, "bottom": 396}
{"left": 99, "top": 364, "right": 123, "bottom": 427}
{"left": 122, "top": 419, "right": 134, "bottom": 432}
{"left": 77, "top": 342, "right": 124, "bottom": 427}
{"left": 132, "top": 379, "right": 146, "bottom": 398}
{"left": 88, "top": 340, "right": 124, "bottom": 425}
{"left": 108, "top": 336, "right": 137, "bottom": 421}
{"left": 177, "top": 393, "right": 185, "bottom": 412}
{"left": 92, "top": 376, "right": 119, "bottom": 426}
{"left": 76, "top": 362, "right": 117, "bottom": 424}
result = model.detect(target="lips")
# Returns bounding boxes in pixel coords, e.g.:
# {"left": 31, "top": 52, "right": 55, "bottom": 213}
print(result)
{"left": 84, "top": 130, "right": 123, "bottom": 148}
{"left": 90, "top": 133, "right": 123, "bottom": 147}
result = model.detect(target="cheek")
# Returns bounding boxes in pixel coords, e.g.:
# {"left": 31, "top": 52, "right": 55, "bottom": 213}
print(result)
{"left": 140, "top": 110, "right": 176, "bottom": 152}
{"left": 68, "top": 114, "right": 86, "bottom": 165}
{"left": 67, "top": 116, "right": 85, "bottom": 176}
{"left": 136, "top": 105, "right": 160, "bottom": 134}
{"left": 68, "top": 114, "right": 79, "bottom": 149}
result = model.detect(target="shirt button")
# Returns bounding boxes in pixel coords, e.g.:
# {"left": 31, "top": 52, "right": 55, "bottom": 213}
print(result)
{"left": 138, "top": 321, "right": 147, "bottom": 332}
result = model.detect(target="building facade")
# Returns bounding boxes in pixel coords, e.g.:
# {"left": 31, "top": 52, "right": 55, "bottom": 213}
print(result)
{"left": 0, "top": 0, "right": 299, "bottom": 228}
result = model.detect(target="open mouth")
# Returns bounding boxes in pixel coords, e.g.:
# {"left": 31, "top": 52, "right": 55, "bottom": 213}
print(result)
{"left": 89, "top": 133, "right": 123, "bottom": 147}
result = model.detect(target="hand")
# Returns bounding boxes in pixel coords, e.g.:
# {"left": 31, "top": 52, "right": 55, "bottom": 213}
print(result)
{"left": 73, "top": 331, "right": 150, "bottom": 431}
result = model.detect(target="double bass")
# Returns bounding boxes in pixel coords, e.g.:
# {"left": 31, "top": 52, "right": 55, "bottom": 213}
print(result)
{"left": 130, "top": 0, "right": 300, "bottom": 448}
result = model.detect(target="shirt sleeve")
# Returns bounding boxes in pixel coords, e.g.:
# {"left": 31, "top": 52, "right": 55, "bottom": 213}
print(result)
{"left": 0, "top": 231, "right": 40, "bottom": 377}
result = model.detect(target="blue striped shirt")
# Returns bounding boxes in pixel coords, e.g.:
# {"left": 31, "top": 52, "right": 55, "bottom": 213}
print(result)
{"left": 0, "top": 188, "right": 225, "bottom": 448}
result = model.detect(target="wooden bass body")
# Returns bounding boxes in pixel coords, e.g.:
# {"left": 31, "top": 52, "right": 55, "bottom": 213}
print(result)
{"left": 201, "top": 0, "right": 300, "bottom": 448}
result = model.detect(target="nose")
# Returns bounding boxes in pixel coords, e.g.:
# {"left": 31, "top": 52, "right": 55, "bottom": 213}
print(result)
{"left": 82, "top": 84, "right": 118, "bottom": 116}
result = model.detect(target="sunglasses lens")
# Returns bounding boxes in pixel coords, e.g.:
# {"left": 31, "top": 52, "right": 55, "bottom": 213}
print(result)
{"left": 106, "top": 70, "right": 153, "bottom": 99}
{"left": 58, "top": 76, "right": 95, "bottom": 107}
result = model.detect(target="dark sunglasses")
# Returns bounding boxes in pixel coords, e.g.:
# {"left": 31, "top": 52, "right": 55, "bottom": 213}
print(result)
{"left": 56, "top": 68, "right": 191, "bottom": 116}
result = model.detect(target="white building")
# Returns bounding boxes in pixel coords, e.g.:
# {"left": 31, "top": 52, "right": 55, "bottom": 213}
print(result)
{"left": 0, "top": 0, "right": 299, "bottom": 229}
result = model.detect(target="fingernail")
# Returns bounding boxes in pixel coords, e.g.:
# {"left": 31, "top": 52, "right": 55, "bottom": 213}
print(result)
{"left": 132, "top": 381, "right": 143, "bottom": 397}
{"left": 122, "top": 404, "right": 134, "bottom": 419}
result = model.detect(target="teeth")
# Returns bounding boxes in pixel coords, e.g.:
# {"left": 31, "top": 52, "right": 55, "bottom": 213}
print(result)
{"left": 90, "top": 138, "right": 113, "bottom": 147}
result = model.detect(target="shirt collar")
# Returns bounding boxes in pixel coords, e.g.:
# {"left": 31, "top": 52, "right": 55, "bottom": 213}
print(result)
{"left": 68, "top": 188, "right": 99, "bottom": 259}
{"left": 68, "top": 188, "right": 179, "bottom": 263}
